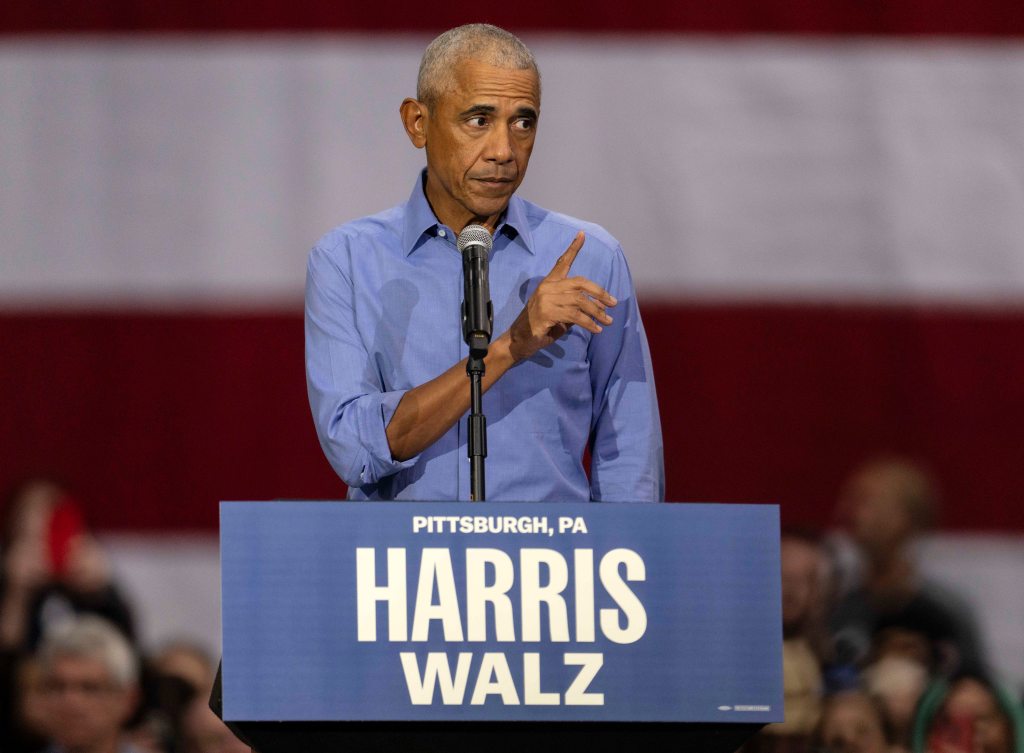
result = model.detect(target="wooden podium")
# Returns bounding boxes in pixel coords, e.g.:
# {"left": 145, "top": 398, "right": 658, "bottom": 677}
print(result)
{"left": 213, "top": 501, "right": 783, "bottom": 753}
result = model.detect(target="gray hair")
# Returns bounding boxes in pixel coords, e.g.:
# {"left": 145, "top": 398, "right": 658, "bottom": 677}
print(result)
{"left": 38, "top": 615, "right": 139, "bottom": 688}
{"left": 417, "top": 24, "right": 540, "bottom": 109}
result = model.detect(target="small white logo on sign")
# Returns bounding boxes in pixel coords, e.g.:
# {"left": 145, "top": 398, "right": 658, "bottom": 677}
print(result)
{"left": 718, "top": 704, "right": 772, "bottom": 712}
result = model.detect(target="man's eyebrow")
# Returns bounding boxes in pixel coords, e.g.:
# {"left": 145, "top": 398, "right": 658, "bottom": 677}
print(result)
{"left": 456, "top": 104, "right": 539, "bottom": 120}
{"left": 458, "top": 104, "right": 497, "bottom": 118}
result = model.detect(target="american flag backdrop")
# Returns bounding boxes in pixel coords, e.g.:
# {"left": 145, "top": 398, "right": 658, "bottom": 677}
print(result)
{"left": 2, "top": 0, "right": 1024, "bottom": 679}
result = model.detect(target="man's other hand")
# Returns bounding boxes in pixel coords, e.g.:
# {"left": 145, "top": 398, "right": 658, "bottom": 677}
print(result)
{"left": 507, "top": 231, "right": 617, "bottom": 363}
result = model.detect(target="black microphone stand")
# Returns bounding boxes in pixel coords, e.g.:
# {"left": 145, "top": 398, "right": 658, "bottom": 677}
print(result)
{"left": 459, "top": 228, "right": 493, "bottom": 502}
{"left": 466, "top": 343, "right": 487, "bottom": 502}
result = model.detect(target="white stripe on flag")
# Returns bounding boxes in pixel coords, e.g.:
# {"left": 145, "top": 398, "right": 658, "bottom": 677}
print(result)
{"left": 3, "top": 36, "right": 1024, "bottom": 305}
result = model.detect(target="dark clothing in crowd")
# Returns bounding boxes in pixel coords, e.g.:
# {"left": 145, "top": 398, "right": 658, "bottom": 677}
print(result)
{"left": 0, "top": 651, "right": 47, "bottom": 753}
{"left": 830, "top": 580, "right": 986, "bottom": 676}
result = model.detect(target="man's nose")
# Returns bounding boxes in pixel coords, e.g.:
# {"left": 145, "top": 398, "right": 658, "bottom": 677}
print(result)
{"left": 484, "top": 125, "right": 514, "bottom": 163}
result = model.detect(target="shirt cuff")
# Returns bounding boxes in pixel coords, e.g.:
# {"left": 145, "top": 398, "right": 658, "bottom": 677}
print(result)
{"left": 350, "top": 389, "right": 420, "bottom": 486}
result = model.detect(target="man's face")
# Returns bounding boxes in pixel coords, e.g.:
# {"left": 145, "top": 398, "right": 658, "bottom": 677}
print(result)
{"left": 412, "top": 59, "right": 540, "bottom": 231}
{"left": 42, "top": 655, "right": 137, "bottom": 749}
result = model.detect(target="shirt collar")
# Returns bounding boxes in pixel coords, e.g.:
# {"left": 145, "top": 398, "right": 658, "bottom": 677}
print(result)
{"left": 401, "top": 170, "right": 535, "bottom": 256}
{"left": 401, "top": 171, "right": 441, "bottom": 256}
{"left": 501, "top": 191, "right": 534, "bottom": 255}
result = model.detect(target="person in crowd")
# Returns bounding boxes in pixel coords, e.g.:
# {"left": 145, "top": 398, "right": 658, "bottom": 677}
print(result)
{"left": 754, "top": 531, "right": 832, "bottom": 751}
{"left": 1, "top": 477, "right": 136, "bottom": 653}
{"left": 36, "top": 615, "right": 146, "bottom": 753}
{"left": 812, "top": 690, "right": 899, "bottom": 753}
{"left": 305, "top": 23, "right": 663, "bottom": 503}
{"left": 863, "top": 654, "right": 931, "bottom": 752}
{"left": 124, "top": 640, "right": 219, "bottom": 753}
{"left": 127, "top": 663, "right": 198, "bottom": 753}
{"left": 827, "top": 458, "right": 985, "bottom": 678}
{"left": 1, "top": 478, "right": 138, "bottom": 751}
{"left": 911, "top": 673, "right": 1024, "bottom": 753}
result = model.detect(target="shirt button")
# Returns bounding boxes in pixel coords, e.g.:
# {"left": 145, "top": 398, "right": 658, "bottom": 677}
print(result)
{"left": 438, "top": 229, "right": 446, "bottom": 238}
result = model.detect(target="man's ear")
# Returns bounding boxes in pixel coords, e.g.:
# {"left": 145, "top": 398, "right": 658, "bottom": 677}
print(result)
{"left": 400, "top": 98, "right": 428, "bottom": 149}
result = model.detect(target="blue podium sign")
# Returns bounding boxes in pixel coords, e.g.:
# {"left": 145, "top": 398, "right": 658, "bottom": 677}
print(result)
{"left": 220, "top": 501, "right": 782, "bottom": 724}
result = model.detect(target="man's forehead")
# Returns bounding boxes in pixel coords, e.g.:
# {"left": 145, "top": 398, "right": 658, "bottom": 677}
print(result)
{"left": 445, "top": 59, "right": 540, "bottom": 107}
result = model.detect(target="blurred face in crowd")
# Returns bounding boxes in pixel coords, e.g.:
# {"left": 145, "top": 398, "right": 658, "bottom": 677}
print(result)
{"left": 928, "top": 678, "right": 1014, "bottom": 753}
{"left": 402, "top": 57, "right": 540, "bottom": 232}
{"left": 864, "top": 655, "right": 929, "bottom": 746}
{"left": 153, "top": 643, "right": 214, "bottom": 693}
{"left": 818, "top": 692, "right": 891, "bottom": 753}
{"left": 839, "top": 466, "right": 913, "bottom": 560}
{"left": 42, "top": 654, "right": 138, "bottom": 750}
{"left": 780, "top": 536, "right": 824, "bottom": 635}
{"left": 873, "top": 626, "right": 933, "bottom": 669}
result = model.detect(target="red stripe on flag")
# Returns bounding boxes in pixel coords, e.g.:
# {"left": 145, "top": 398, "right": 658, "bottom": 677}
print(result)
{"left": 2, "top": 305, "right": 1022, "bottom": 532}
{"left": 2, "top": 0, "right": 1024, "bottom": 35}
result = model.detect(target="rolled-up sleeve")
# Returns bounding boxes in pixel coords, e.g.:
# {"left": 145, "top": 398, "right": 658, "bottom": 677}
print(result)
{"left": 305, "top": 242, "right": 419, "bottom": 487}
{"left": 587, "top": 245, "right": 665, "bottom": 503}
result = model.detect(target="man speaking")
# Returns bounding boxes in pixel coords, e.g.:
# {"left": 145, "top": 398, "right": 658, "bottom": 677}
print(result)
{"left": 305, "top": 24, "right": 663, "bottom": 502}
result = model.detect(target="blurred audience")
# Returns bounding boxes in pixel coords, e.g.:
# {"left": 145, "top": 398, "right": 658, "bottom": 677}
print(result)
{"left": 126, "top": 641, "right": 219, "bottom": 753}
{"left": 748, "top": 458, "right": 1004, "bottom": 753}
{"left": 3, "top": 653, "right": 50, "bottom": 753}
{"left": 864, "top": 655, "right": 930, "bottom": 751}
{"left": 36, "top": 615, "right": 144, "bottom": 753}
{"left": 911, "top": 673, "right": 1024, "bottom": 753}
{"left": 0, "top": 479, "right": 249, "bottom": 753}
{"left": 2, "top": 478, "right": 138, "bottom": 752}
{"left": 3, "top": 463, "right": 1015, "bottom": 753}
{"left": 812, "top": 690, "right": 898, "bottom": 753}
{"left": 151, "top": 641, "right": 216, "bottom": 695}
{"left": 1, "top": 477, "right": 136, "bottom": 653}
{"left": 127, "top": 666, "right": 198, "bottom": 753}
{"left": 753, "top": 531, "right": 833, "bottom": 751}
{"left": 828, "top": 458, "right": 985, "bottom": 678}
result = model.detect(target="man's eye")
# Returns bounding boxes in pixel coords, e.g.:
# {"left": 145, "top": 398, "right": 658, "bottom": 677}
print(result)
{"left": 468, "top": 116, "right": 488, "bottom": 127}
{"left": 513, "top": 118, "right": 535, "bottom": 131}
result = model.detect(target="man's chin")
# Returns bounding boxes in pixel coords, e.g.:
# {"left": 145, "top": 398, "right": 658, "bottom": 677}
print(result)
{"left": 465, "top": 191, "right": 514, "bottom": 222}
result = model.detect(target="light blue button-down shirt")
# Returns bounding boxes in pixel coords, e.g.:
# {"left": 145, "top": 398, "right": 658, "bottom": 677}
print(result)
{"left": 305, "top": 173, "right": 664, "bottom": 502}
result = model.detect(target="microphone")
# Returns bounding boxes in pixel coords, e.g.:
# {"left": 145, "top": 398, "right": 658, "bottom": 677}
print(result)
{"left": 457, "top": 224, "right": 494, "bottom": 359}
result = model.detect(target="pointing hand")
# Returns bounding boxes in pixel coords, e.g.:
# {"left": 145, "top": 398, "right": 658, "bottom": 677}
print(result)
{"left": 507, "top": 231, "right": 617, "bottom": 362}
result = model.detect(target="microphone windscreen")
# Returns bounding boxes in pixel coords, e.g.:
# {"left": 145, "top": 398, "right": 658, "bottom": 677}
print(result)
{"left": 456, "top": 224, "right": 493, "bottom": 254}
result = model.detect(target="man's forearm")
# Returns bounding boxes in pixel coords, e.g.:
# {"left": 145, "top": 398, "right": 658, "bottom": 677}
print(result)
{"left": 384, "top": 333, "right": 516, "bottom": 461}
{"left": 384, "top": 231, "right": 613, "bottom": 464}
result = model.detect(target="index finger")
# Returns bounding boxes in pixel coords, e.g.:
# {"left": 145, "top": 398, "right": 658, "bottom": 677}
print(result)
{"left": 546, "top": 231, "right": 586, "bottom": 280}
